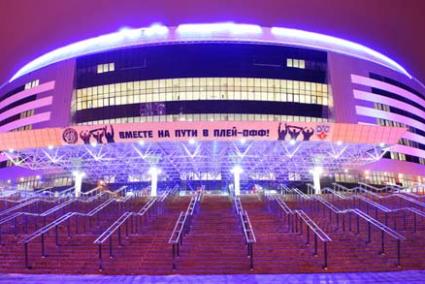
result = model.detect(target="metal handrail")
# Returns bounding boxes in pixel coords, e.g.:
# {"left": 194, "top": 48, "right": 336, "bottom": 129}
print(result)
{"left": 323, "top": 187, "right": 425, "bottom": 233}
{"left": 34, "top": 187, "right": 54, "bottom": 194}
{"left": 234, "top": 196, "right": 243, "bottom": 215}
{"left": 0, "top": 192, "right": 106, "bottom": 231}
{"left": 94, "top": 198, "right": 157, "bottom": 244}
{"left": 270, "top": 195, "right": 330, "bottom": 269}
{"left": 168, "top": 212, "right": 187, "bottom": 245}
{"left": 321, "top": 187, "right": 348, "bottom": 200}
{"left": 159, "top": 185, "right": 178, "bottom": 202}
{"left": 168, "top": 193, "right": 200, "bottom": 244}
{"left": 400, "top": 190, "right": 425, "bottom": 199}
{"left": 234, "top": 197, "right": 256, "bottom": 270}
{"left": 274, "top": 196, "right": 293, "bottom": 214}
{"left": 333, "top": 183, "right": 384, "bottom": 198}
{"left": 94, "top": 197, "right": 160, "bottom": 271}
{"left": 20, "top": 186, "right": 127, "bottom": 268}
{"left": 0, "top": 198, "right": 74, "bottom": 225}
{"left": 0, "top": 195, "right": 63, "bottom": 217}
{"left": 358, "top": 182, "right": 403, "bottom": 194}
{"left": 292, "top": 187, "right": 311, "bottom": 199}
{"left": 294, "top": 210, "right": 331, "bottom": 242}
{"left": 81, "top": 186, "right": 102, "bottom": 197}
{"left": 168, "top": 193, "right": 201, "bottom": 270}
{"left": 314, "top": 195, "right": 405, "bottom": 266}
{"left": 408, "top": 183, "right": 425, "bottom": 195}
{"left": 21, "top": 197, "right": 115, "bottom": 244}
{"left": 0, "top": 185, "right": 60, "bottom": 205}
{"left": 52, "top": 186, "right": 76, "bottom": 197}
{"left": 324, "top": 187, "right": 391, "bottom": 212}
{"left": 239, "top": 210, "right": 256, "bottom": 243}
{"left": 355, "top": 195, "right": 392, "bottom": 213}
{"left": 347, "top": 183, "right": 425, "bottom": 209}
{"left": 353, "top": 208, "right": 405, "bottom": 240}
{"left": 285, "top": 186, "right": 405, "bottom": 266}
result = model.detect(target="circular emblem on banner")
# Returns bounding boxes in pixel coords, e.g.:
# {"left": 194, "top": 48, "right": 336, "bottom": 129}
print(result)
{"left": 63, "top": 128, "right": 79, "bottom": 144}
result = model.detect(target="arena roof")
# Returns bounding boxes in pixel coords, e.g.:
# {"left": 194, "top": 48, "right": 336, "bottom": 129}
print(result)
{"left": 10, "top": 22, "right": 411, "bottom": 82}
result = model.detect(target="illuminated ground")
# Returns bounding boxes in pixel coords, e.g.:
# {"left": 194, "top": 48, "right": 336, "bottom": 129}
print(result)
{"left": 1, "top": 270, "right": 425, "bottom": 283}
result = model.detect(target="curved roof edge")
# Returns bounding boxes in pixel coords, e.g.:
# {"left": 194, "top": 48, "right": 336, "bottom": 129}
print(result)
{"left": 9, "top": 22, "right": 412, "bottom": 82}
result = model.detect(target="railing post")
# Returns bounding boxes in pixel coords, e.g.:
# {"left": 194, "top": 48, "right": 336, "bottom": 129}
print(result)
{"left": 14, "top": 216, "right": 18, "bottom": 235}
{"left": 118, "top": 227, "right": 122, "bottom": 246}
{"left": 172, "top": 244, "right": 176, "bottom": 270}
{"left": 291, "top": 214, "right": 295, "bottom": 233}
{"left": 356, "top": 214, "right": 360, "bottom": 234}
{"left": 300, "top": 218, "right": 303, "bottom": 235}
{"left": 306, "top": 227, "right": 310, "bottom": 245}
{"left": 394, "top": 215, "right": 397, "bottom": 230}
{"left": 67, "top": 218, "right": 71, "bottom": 238}
{"left": 250, "top": 243, "right": 254, "bottom": 270}
{"left": 41, "top": 233, "right": 46, "bottom": 257}
{"left": 109, "top": 236, "right": 113, "bottom": 258}
{"left": 98, "top": 244, "right": 103, "bottom": 271}
{"left": 336, "top": 213, "right": 339, "bottom": 229}
{"left": 314, "top": 234, "right": 318, "bottom": 256}
{"left": 295, "top": 214, "right": 299, "bottom": 233}
{"left": 25, "top": 215, "right": 28, "bottom": 234}
{"left": 55, "top": 225, "right": 59, "bottom": 246}
{"left": 397, "top": 239, "right": 401, "bottom": 267}
{"left": 367, "top": 222, "right": 371, "bottom": 243}
{"left": 413, "top": 213, "right": 417, "bottom": 233}
{"left": 24, "top": 243, "right": 29, "bottom": 269}
{"left": 323, "top": 242, "right": 328, "bottom": 270}
{"left": 403, "top": 211, "right": 407, "bottom": 230}
{"left": 380, "top": 230, "right": 385, "bottom": 255}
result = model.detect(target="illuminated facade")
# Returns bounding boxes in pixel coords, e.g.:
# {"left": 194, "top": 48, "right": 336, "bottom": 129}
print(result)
{"left": 0, "top": 23, "right": 424, "bottom": 188}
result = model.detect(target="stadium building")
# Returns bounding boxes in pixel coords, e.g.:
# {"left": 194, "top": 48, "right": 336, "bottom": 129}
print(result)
{"left": 0, "top": 22, "right": 425, "bottom": 276}
{"left": 0, "top": 22, "right": 423, "bottom": 191}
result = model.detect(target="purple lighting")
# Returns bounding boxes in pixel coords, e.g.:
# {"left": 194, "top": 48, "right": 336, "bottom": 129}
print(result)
{"left": 9, "top": 22, "right": 412, "bottom": 82}
{"left": 176, "top": 22, "right": 263, "bottom": 35}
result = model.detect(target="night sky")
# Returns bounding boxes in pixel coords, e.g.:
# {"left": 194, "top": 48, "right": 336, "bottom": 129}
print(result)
{"left": 0, "top": 0, "right": 424, "bottom": 85}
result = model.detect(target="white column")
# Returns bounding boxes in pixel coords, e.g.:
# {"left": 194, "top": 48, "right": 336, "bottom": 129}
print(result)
{"left": 73, "top": 171, "right": 85, "bottom": 198}
{"left": 232, "top": 165, "right": 243, "bottom": 196}
{"left": 149, "top": 167, "right": 160, "bottom": 197}
{"left": 312, "top": 166, "right": 323, "bottom": 195}
{"left": 234, "top": 172, "right": 241, "bottom": 196}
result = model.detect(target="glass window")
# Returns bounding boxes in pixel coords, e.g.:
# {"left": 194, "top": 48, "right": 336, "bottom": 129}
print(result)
{"left": 286, "top": 58, "right": 293, "bottom": 67}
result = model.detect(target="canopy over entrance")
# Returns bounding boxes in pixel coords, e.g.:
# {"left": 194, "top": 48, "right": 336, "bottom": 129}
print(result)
{"left": 0, "top": 121, "right": 406, "bottom": 183}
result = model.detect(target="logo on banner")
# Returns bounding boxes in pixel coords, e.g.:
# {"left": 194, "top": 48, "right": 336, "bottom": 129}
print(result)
{"left": 277, "top": 123, "right": 315, "bottom": 141}
{"left": 62, "top": 125, "right": 115, "bottom": 145}
{"left": 316, "top": 125, "right": 330, "bottom": 140}
{"left": 62, "top": 128, "right": 78, "bottom": 144}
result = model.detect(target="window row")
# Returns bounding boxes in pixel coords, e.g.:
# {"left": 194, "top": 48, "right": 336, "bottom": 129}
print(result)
{"left": 97, "top": 63, "right": 115, "bottom": 74}
{"left": 24, "top": 80, "right": 39, "bottom": 90}
{"left": 73, "top": 78, "right": 330, "bottom": 111}
{"left": 287, "top": 58, "right": 305, "bottom": 69}
{"left": 75, "top": 93, "right": 329, "bottom": 110}
{"left": 76, "top": 113, "right": 329, "bottom": 125}
{"left": 76, "top": 78, "right": 328, "bottom": 96}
